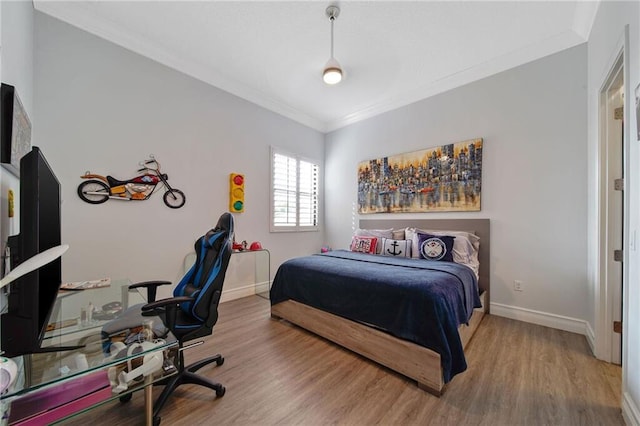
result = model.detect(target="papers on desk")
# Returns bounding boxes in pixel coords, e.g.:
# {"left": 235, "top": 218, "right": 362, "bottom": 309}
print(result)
{"left": 60, "top": 278, "right": 111, "bottom": 291}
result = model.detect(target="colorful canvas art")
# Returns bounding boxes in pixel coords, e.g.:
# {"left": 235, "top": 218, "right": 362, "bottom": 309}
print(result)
{"left": 357, "top": 138, "right": 483, "bottom": 214}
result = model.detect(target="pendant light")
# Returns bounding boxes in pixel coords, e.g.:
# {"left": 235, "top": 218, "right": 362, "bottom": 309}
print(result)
{"left": 323, "top": 5, "right": 343, "bottom": 85}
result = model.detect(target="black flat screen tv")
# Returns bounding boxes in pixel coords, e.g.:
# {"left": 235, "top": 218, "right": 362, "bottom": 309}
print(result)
{"left": 1, "top": 147, "right": 77, "bottom": 357}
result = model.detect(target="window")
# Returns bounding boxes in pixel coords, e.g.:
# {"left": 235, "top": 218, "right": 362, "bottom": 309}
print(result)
{"left": 270, "top": 147, "right": 319, "bottom": 232}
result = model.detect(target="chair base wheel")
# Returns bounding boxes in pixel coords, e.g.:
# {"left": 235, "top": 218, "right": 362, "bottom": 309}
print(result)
{"left": 216, "top": 357, "right": 224, "bottom": 366}
{"left": 216, "top": 386, "right": 226, "bottom": 398}
{"left": 119, "top": 393, "right": 132, "bottom": 403}
{"left": 153, "top": 416, "right": 161, "bottom": 426}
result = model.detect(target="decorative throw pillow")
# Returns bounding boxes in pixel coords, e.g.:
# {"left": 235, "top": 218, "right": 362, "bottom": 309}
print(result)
{"left": 380, "top": 238, "right": 412, "bottom": 258}
{"left": 354, "top": 228, "right": 393, "bottom": 254}
{"left": 417, "top": 233, "right": 455, "bottom": 262}
{"left": 350, "top": 236, "right": 378, "bottom": 254}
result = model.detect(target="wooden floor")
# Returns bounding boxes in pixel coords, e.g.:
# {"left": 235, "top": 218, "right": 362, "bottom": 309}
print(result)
{"left": 61, "top": 296, "right": 623, "bottom": 425}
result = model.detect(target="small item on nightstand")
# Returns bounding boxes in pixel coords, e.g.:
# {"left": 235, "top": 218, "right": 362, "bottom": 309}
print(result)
{"left": 249, "top": 241, "right": 262, "bottom": 251}
{"left": 232, "top": 240, "right": 247, "bottom": 251}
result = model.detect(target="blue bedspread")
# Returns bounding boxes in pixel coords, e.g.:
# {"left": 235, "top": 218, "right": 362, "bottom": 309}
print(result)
{"left": 270, "top": 250, "right": 482, "bottom": 383}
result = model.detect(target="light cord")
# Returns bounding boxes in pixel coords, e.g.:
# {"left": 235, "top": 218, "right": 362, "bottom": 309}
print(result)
{"left": 330, "top": 18, "right": 335, "bottom": 58}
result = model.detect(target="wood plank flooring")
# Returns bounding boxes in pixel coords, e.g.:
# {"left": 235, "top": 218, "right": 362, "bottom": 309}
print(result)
{"left": 60, "top": 296, "right": 622, "bottom": 425}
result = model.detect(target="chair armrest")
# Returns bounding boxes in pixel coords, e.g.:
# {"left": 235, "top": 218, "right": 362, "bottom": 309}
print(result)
{"left": 141, "top": 296, "right": 194, "bottom": 332}
{"left": 129, "top": 280, "right": 172, "bottom": 303}
{"left": 141, "top": 296, "right": 194, "bottom": 312}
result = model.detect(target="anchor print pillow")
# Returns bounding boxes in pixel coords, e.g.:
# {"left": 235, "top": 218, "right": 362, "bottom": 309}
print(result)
{"left": 380, "top": 238, "right": 412, "bottom": 258}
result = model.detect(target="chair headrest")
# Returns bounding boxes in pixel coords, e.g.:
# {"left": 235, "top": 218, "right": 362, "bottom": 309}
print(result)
{"left": 200, "top": 213, "right": 234, "bottom": 248}
{"left": 216, "top": 212, "right": 234, "bottom": 235}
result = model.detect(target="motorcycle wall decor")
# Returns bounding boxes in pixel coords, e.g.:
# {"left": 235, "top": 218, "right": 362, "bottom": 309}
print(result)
{"left": 77, "top": 155, "right": 186, "bottom": 208}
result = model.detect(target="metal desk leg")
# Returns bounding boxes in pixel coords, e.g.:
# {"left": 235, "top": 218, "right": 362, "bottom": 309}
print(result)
{"left": 145, "top": 381, "right": 153, "bottom": 426}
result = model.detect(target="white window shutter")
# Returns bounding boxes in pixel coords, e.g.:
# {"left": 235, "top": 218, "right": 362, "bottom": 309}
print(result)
{"left": 270, "top": 148, "right": 319, "bottom": 232}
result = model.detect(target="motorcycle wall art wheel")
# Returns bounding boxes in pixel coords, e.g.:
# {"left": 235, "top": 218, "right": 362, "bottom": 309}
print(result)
{"left": 77, "top": 180, "right": 110, "bottom": 204}
{"left": 163, "top": 189, "right": 186, "bottom": 209}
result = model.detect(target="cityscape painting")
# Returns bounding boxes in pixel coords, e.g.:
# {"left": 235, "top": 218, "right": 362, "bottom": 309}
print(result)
{"left": 357, "top": 138, "right": 483, "bottom": 214}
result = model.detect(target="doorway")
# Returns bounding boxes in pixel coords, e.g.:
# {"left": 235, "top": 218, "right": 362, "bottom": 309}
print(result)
{"left": 599, "top": 52, "right": 624, "bottom": 365}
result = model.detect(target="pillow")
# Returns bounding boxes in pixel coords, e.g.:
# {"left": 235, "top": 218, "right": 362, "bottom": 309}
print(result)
{"left": 355, "top": 228, "right": 393, "bottom": 254}
{"left": 417, "top": 233, "right": 455, "bottom": 262}
{"left": 380, "top": 238, "right": 412, "bottom": 258}
{"left": 350, "top": 236, "right": 378, "bottom": 254}
{"left": 392, "top": 229, "right": 406, "bottom": 240}
{"left": 406, "top": 228, "right": 479, "bottom": 258}
{"left": 407, "top": 227, "right": 480, "bottom": 276}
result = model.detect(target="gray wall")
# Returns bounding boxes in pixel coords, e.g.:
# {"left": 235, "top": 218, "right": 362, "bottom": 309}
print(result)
{"left": 33, "top": 12, "right": 325, "bottom": 291}
{"left": 325, "top": 45, "right": 588, "bottom": 326}
{"left": 0, "top": 1, "right": 34, "bottom": 245}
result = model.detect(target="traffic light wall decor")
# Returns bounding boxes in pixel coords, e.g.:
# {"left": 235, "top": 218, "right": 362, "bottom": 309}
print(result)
{"left": 229, "top": 173, "right": 244, "bottom": 213}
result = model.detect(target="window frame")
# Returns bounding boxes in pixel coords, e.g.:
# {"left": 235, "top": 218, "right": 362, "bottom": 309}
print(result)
{"left": 270, "top": 146, "right": 320, "bottom": 233}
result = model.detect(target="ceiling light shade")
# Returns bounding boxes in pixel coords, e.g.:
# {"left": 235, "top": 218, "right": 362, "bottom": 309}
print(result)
{"left": 323, "top": 5, "right": 343, "bottom": 85}
{"left": 323, "top": 57, "right": 342, "bottom": 85}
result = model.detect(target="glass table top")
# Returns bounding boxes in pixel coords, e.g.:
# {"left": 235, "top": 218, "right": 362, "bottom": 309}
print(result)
{"left": 1, "top": 280, "right": 177, "bottom": 401}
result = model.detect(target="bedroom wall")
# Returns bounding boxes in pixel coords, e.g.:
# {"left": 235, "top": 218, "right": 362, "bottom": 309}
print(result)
{"left": 33, "top": 12, "right": 325, "bottom": 294}
{"left": 0, "top": 1, "right": 34, "bottom": 256}
{"left": 587, "top": 2, "right": 640, "bottom": 424}
{"left": 325, "top": 45, "right": 588, "bottom": 331}
{"left": 0, "top": 1, "right": 34, "bottom": 320}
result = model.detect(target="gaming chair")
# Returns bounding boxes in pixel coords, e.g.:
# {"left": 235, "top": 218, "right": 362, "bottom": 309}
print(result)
{"left": 125, "top": 212, "right": 234, "bottom": 425}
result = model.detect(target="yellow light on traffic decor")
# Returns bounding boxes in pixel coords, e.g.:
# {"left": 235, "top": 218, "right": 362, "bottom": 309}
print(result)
{"left": 229, "top": 173, "right": 244, "bottom": 213}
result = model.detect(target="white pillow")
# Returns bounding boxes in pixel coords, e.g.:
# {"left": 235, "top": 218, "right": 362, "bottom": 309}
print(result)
{"left": 355, "top": 228, "right": 393, "bottom": 254}
{"left": 405, "top": 227, "right": 480, "bottom": 278}
{"left": 380, "top": 238, "right": 412, "bottom": 258}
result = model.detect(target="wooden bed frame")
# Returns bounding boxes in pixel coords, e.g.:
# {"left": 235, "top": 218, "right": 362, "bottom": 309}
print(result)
{"left": 271, "top": 218, "right": 490, "bottom": 396}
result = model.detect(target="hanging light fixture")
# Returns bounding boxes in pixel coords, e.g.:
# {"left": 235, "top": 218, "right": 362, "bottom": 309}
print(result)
{"left": 323, "top": 5, "right": 343, "bottom": 85}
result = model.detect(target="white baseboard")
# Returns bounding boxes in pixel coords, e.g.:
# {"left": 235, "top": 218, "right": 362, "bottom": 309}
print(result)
{"left": 220, "top": 281, "right": 271, "bottom": 303}
{"left": 254, "top": 280, "right": 270, "bottom": 295}
{"left": 623, "top": 391, "right": 640, "bottom": 426}
{"left": 220, "top": 284, "right": 256, "bottom": 303}
{"left": 585, "top": 321, "right": 596, "bottom": 354}
{"left": 490, "top": 302, "right": 587, "bottom": 335}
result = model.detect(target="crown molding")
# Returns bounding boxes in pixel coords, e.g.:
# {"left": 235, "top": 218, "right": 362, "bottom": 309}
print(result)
{"left": 325, "top": 29, "right": 586, "bottom": 133}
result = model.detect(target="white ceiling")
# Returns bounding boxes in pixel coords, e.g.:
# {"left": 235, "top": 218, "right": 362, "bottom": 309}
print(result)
{"left": 33, "top": 1, "right": 598, "bottom": 133}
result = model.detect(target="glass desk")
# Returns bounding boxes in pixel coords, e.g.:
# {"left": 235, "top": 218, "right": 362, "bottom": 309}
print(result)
{"left": 1, "top": 280, "right": 177, "bottom": 426}
{"left": 231, "top": 249, "right": 270, "bottom": 300}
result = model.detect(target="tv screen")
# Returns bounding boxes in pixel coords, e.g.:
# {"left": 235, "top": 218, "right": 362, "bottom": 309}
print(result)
{"left": 1, "top": 146, "right": 63, "bottom": 357}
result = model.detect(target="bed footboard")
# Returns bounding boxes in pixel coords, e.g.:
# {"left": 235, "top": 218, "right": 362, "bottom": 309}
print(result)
{"left": 271, "top": 291, "right": 486, "bottom": 396}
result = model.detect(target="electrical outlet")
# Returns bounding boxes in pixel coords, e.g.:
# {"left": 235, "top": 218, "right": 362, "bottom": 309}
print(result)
{"left": 514, "top": 280, "right": 524, "bottom": 292}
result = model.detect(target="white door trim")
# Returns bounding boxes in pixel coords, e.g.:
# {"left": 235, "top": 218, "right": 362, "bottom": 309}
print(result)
{"left": 595, "top": 25, "right": 629, "bottom": 364}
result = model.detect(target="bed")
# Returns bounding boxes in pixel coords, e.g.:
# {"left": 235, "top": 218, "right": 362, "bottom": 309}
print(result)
{"left": 270, "top": 218, "right": 489, "bottom": 395}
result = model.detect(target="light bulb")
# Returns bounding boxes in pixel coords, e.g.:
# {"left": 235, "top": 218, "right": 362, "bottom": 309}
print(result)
{"left": 323, "top": 57, "right": 343, "bottom": 85}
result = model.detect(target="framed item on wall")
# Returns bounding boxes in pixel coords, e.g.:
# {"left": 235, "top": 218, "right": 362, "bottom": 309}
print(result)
{"left": 1, "top": 83, "right": 32, "bottom": 176}
{"left": 357, "top": 138, "right": 483, "bottom": 214}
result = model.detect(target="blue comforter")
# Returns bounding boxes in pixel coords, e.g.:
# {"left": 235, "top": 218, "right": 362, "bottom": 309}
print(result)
{"left": 270, "top": 250, "right": 482, "bottom": 383}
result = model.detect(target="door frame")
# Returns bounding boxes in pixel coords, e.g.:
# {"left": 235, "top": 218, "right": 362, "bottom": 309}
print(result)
{"left": 595, "top": 26, "right": 630, "bottom": 364}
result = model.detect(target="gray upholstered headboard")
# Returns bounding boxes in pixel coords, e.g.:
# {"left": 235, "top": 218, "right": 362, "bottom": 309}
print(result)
{"left": 359, "top": 218, "right": 490, "bottom": 311}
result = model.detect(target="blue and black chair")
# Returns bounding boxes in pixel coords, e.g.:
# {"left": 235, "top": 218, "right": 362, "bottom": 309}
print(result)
{"left": 128, "top": 212, "right": 234, "bottom": 424}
